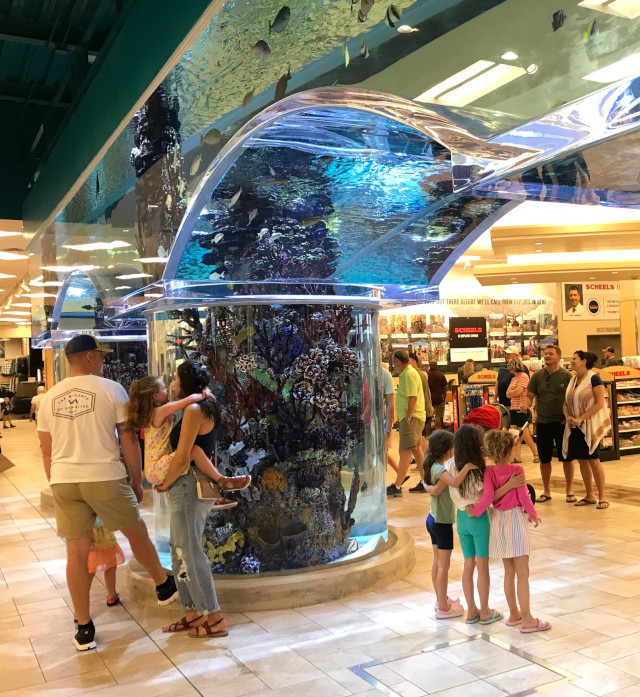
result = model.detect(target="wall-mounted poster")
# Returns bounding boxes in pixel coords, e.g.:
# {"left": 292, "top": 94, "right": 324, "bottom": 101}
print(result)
{"left": 523, "top": 337, "right": 539, "bottom": 358}
{"left": 562, "top": 282, "right": 620, "bottom": 320}
{"left": 490, "top": 340, "right": 506, "bottom": 362}
{"left": 449, "top": 317, "right": 489, "bottom": 362}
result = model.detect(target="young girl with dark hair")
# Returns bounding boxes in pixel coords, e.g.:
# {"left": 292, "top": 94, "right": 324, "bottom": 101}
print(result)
{"left": 423, "top": 430, "right": 477, "bottom": 619}
{"left": 127, "top": 374, "right": 249, "bottom": 506}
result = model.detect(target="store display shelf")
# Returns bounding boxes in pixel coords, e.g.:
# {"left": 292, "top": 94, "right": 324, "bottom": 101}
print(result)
{"left": 616, "top": 414, "right": 640, "bottom": 419}
{"left": 619, "top": 427, "right": 640, "bottom": 433}
{"left": 620, "top": 445, "right": 640, "bottom": 451}
{"left": 618, "top": 384, "right": 640, "bottom": 389}
{"left": 617, "top": 400, "right": 640, "bottom": 404}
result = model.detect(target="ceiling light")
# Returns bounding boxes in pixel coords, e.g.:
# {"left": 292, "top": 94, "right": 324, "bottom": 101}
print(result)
{"left": 62, "top": 241, "right": 131, "bottom": 252}
{"left": 415, "top": 60, "right": 494, "bottom": 102}
{"left": 135, "top": 257, "right": 169, "bottom": 264}
{"left": 1, "top": 311, "right": 30, "bottom": 316}
{"left": 30, "top": 280, "right": 64, "bottom": 287}
{"left": 612, "top": 271, "right": 618, "bottom": 274}
{"left": 115, "top": 273, "right": 153, "bottom": 279}
{"left": 144, "top": 293, "right": 163, "bottom": 298}
{"left": 397, "top": 24, "right": 418, "bottom": 33}
{"left": 420, "top": 62, "right": 527, "bottom": 107}
{"left": 535, "top": 249, "right": 542, "bottom": 253}
{"left": 508, "top": 249, "right": 640, "bottom": 264}
{"left": 0, "top": 273, "right": 16, "bottom": 279}
{"left": 535, "top": 242, "right": 542, "bottom": 245}
{"left": 39, "top": 265, "right": 100, "bottom": 272}
{"left": 148, "top": 204, "right": 159, "bottom": 209}
{"left": 0, "top": 251, "right": 28, "bottom": 260}
{"left": 501, "top": 51, "right": 518, "bottom": 60}
{"left": 0, "top": 231, "right": 22, "bottom": 237}
{"left": 584, "top": 51, "right": 640, "bottom": 83}
{"left": 11, "top": 303, "right": 31, "bottom": 307}
{"left": 579, "top": 0, "right": 640, "bottom": 20}
{"left": 115, "top": 285, "right": 132, "bottom": 290}
{"left": 0, "top": 317, "right": 24, "bottom": 322}
{"left": 24, "top": 292, "right": 57, "bottom": 298}
{"left": 526, "top": 64, "right": 538, "bottom": 74}
{"left": 590, "top": 276, "right": 595, "bottom": 279}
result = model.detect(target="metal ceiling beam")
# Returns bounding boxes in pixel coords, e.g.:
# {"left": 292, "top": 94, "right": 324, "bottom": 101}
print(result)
{"left": 0, "top": 80, "right": 70, "bottom": 107}
{"left": 22, "top": 0, "right": 221, "bottom": 238}
{"left": 0, "top": 16, "right": 101, "bottom": 56}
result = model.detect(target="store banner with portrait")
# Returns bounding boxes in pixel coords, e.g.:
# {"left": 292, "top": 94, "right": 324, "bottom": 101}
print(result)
{"left": 562, "top": 282, "right": 620, "bottom": 320}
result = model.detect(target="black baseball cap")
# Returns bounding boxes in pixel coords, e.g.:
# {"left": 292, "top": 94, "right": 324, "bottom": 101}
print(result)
{"left": 602, "top": 346, "right": 615, "bottom": 353}
{"left": 64, "top": 335, "right": 112, "bottom": 357}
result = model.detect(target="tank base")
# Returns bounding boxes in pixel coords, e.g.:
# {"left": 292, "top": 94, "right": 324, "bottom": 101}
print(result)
{"left": 123, "top": 526, "right": 414, "bottom": 612}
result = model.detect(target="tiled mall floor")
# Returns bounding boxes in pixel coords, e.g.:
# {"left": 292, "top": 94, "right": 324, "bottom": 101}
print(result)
{"left": 2, "top": 424, "right": 640, "bottom": 696}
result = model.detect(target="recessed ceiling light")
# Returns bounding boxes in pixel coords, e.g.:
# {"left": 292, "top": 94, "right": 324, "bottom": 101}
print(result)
{"left": 535, "top": 242, "right": 542, "bottom": 245}
{"left": 501, "top": 51, "right": 518, "bottom": 60}
{"left": 0, "top": 231, "right": 22, "bottom": 237}
{"left": 62, "top": 241, "right": 131, "bottom": 252}
{"left": 589, "top": 276, "right": 595, "bottom": 279}
{"left": 0, "top": 251, "right": 28, "bottom": 260}
{"left": 612, "top": 271, "right": 618, "bottom": 274}
{"left": 526, "top": 63, "right": 538, "bottom": 74}
{"left": 11, "top": 303, "right": 31, "bottom": 307}
{"left": 535, "top": 249, "right": 542, "bottom": 253}
{"left": 0, "top": 273, "right": 16, "bottom": 279}
{"left": 2, "top": 311, "right": 30, "bottom": 316}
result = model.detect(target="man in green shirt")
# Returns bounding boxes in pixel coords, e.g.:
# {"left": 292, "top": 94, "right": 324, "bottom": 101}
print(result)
{"left": 387, "top": 350, "right": 426, "bottom": 497}
{"left": 408, "top": 352, "right": 434, "bottom": 493}
{"left": 523, "top": 345, "right": 575, "bottom": 504}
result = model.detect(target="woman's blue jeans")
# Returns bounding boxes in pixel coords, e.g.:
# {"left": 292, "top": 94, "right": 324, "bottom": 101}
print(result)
{"left": 166, "top": 471, "right": 220, "bottom": 614}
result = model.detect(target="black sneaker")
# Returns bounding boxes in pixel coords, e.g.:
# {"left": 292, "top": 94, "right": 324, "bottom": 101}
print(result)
{"left": 156, "top": 574, "right": 178, "bottom": 606}
{"left": 386, "top": 483, "right": 402, "bottom": 497}
{"left": 409, "top": 481, "right": 427, "bottom": 493}
{"left": 73, "top": 620, "right": 96, "bottom": 651}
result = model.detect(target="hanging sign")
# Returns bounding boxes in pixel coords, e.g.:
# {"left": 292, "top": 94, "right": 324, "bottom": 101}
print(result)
{"left": 468, "top": 369, "right": 499, "bottom": 383}
{"left": 449, "top": 317, "right": 488, "bottom": 362}
{"left": 562, "top": 282, "right": 620, "bottom": 321}
{"left": 601, "top": 366, "right": 640, "bottom": 380}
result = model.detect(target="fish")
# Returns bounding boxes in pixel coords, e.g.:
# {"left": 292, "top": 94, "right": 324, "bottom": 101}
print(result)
{"left": 95, "top": 174, "right": 99, "bottom": 196}
{"left": 385, "top": 4, "right": 400, "bottom": 27}
{"left": 268, "top": 165, "right": 276, "bottom": 177}
{"left": 213, "top": 233, "right": 224, "bottom": 244}
{"left": 202, "top": 127, "right": 222, "bottom": 145}
{"left": 258, "top": 228, "right": 269, "bottom": 239}
{"left": 397, "top": 24, "right": 418, "bottom": 33}
{"left": 229, "top": 188, "right": 242, "bottom": 206}
{"left": 158, "top": 245, "right": 167, "bottom": 257}
{"left": 165, "top": 193, "right": 172, "bottom": 210}
{"left": 269, "top": 233, "right": 283, "bottom": 242}
{"left": 274, "top": 68, "right": 291, "bottom": 101}
{"left": 257, "top": 178, "right": 289, "bottom": 187}
{"left": 344, "top": 44, "right": 350, "bottom": 68}
{"left": 319, "top": 155, "right": 334, "bottom": 164}
{"left": 300, "top": 217, "right": 323, "bottom": 227}
{"left": 584, "top": 19, "right": 597, "bottom": 45}
{"left": 357, "top": 0, "right": 374, "bottom": 22}
{"left": 360, "top": 39, "right": 367, "bottom": 56}
{"left": 360, "top": 482, "right": 368, "bottom": 492}
{"left": 552, "top": 9, "right": 566, "bottom": 31}
{"left": 210, "top": 272, "right": 223, "bottom": 280}
{"left": 242, "top": 89, "right": 255, "bottom": 109}
{"left": 205, "top": 93, "right": 210, "bottom": 110}
{"left": 269, "top": 6, "right": 290, "bottom": 33}
{"left": 190, "top": 155, "right": 202, "bottom": 176}
{"left": 81, "top": 304, "right": 94, "bottom": 311}
{"left": 248, "top": 208, "right": 258, "bottom": 224}
{"left": 251, "top": 40, "right": 271, "bottom": 57}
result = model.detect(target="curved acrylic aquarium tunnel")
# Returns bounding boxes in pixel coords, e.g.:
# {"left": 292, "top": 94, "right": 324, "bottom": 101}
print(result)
{"left": 147, "top": 295, "right": 386, "bottom": 573}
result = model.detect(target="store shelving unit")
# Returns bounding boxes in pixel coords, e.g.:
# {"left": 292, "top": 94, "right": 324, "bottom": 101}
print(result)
{"left": 608, "top": 366, "right": 640, "bottom": 456}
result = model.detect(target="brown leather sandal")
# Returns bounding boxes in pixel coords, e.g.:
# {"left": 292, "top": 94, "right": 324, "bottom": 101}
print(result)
{"left": 162, "top": 615, "right": 202, "bottom": 633}
{"left": 218, "top": 475, "right": 251, "bottom": 490}
{"left": 188, "top": 618, "right": 228, "bottom": 638}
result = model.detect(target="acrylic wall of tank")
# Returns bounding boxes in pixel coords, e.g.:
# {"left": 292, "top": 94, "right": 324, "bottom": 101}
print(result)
{"left": 147, "top": 299, "right": 386, "bottom": 573}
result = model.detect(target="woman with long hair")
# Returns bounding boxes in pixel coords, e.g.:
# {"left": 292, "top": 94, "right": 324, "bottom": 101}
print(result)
{"left": 506, "top": 357, "right": 539, "bottom": 464}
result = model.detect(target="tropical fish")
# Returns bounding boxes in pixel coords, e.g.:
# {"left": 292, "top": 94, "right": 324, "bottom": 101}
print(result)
{"left": 258, "top": 228, "right": 269, "bottom": 239}
{"left": 274, "top": 68, "right": 291, "bottom": 101}
{"left": 158, "top": 245, "right": 167, "bottom": 257}
{"left": 81, "top": 304, "right": 94, "bottom": 311}
{"left": 360, "top": 39, "right": 367, "bottom": 56}
{"left": 190, "top": 155, "right": 202, "bottom": 176}
{"left": 242, "top": 89, "right": 255, "bottom": 109}
{"left": 361, "top": 482, "right": 368, "bottom": 493}
{"left": 234, "top": 326, "right": 256, "bottom": 348}
{"left": 251, "top": 40, "right": 271, "bottom": 57}
{"left": 300, "top": 217, "right": 323, "bottom": 227}
{"left": 584, "top": 19, "right": 597, "bottom": 45}
{"left": 165, "top": 193, "right": 172, "bottom": 209}
{"left": 269, "top": 6, "right": 290, "bottom": 33}
{"left": 358, "top": 0, "right": 374, "bottom": 22}
{"left": 269, "top": 233, "right": 283, "bottom": 242}
{"left": 344, "top": 44, "right": 350, "bottom": 68}
{"left": 95, "top": 174, "right": 99, "bottom": 196}
{"left": 385, "top": 4, "right": 400, "bottom": 27}
{"left": 319, "top": 155, "right": 334, "bottom": 164}
{"left": 210, "top": 272, "right": 223, "bottom": 280}
{"left": 213, "top": 233, "right": 224, "bottom": 244}
{"left": 248, "top": 208, "right": 258, "bottom": 224}
{"left": 229, "top": 188, "right": 242, "bottom": 206}
{"left": 397, "top": 24, "right": 418, "bottom": 33}
{"left": 552, "top": 9, "right": 566, "bottom": 31}
{"left": 269, "top": 165, "right": 276, "bottom": 177}
{"left": 202, "top": 127, "right": 222, "bottom": 145}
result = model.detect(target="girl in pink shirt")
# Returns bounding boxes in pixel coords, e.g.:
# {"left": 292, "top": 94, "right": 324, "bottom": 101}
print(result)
{"left": 467, "top": 430, "right": 550, "bottom": 634}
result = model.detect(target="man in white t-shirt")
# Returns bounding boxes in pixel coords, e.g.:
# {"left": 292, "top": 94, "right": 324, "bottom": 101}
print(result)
{"left": 29, "top": 385, "right": 46, "bottom": 422}
{"left": 37, "top": 335, "right": 178, "bottom": 652}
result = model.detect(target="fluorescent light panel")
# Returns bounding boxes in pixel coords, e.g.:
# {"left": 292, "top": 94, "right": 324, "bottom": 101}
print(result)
{"left": 508, "top": 249, "right": 640, "bottom": 264}
{"left": 40, "top": 265, "right": 100, "bottom": 272}
{"left": 441, "top": 64, "right": 527, "bottom": 106}
{"left": 62, "top": 241, "right": 131, "bottom": 251}
{"left": 1, "top": 311, "right": 30, "bottom": 316}
{"left": 579, "top": 0, "right": 640, "bottom": 19}
{"left": 136, "top": 257, "right": 169, "bottom": 264}
{"left": 415, "top": 60, "right": 494, "bottom": 102}
{"left": 584, "top": 51, "right": 640, "bottom": 82}
{"left": 0, "top": 251, "right": 28, "bottom": 260}
{"left": 115, "top": 273, "right": 152, "bottom": 279}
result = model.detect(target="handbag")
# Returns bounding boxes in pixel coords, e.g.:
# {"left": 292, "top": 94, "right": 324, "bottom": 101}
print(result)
{"left": 195, "top": 476, "right": 221, "bottom": 500}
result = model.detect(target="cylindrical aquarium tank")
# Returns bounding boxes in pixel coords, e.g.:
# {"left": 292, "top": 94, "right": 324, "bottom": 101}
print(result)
{"left": 147, "top": 294, "right": 387, "bottom": 574}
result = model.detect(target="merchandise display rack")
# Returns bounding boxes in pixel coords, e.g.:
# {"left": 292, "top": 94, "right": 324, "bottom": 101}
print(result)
{"left": 607, "top": 365, "right": 640, "bottom": 456}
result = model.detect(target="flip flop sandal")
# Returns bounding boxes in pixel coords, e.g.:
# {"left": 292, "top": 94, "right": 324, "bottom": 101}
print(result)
{"left": 162, "top": 615, "right": 203, "bottom": 633}
{"left": 533, "top": 457, "right": 540, "bottom": 463}
{"left": 106, "top": 594, "right": 120, "bottom": 607}
{"left": 479, "top": 610, "right": 504, "bottom": 625}
{"left": 574, "top": 498, "right": 597, "bottom": 506}
{"left": 596, "top": 501, "right": 610, "bottom": 509}
{"left": 505, "top": 618, "right": 522, "bottom": 627}
{"left": 465, "top": 615, "right": 480, "bottom": 624}
{"left": 218, "top": 474, "right": 251, "bottom": 490}
{"left": 536, "top": 494, "right": 552, "bottom": 503}
{"left": 565, "top": 495, "right": 577, "bottom": 503}
{"left": 520, "top": 618, "right": 551, "bottom": 633}
{"left": 188, "top": 619, "right": 229, "bottom": 638}
{"left": 212, "top": 498, "right": 238, "bottom": 510}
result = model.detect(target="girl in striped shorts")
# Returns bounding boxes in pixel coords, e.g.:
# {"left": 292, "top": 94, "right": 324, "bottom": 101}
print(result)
{"left": 466, "top": 430, "right": 550, "bottom": 634}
